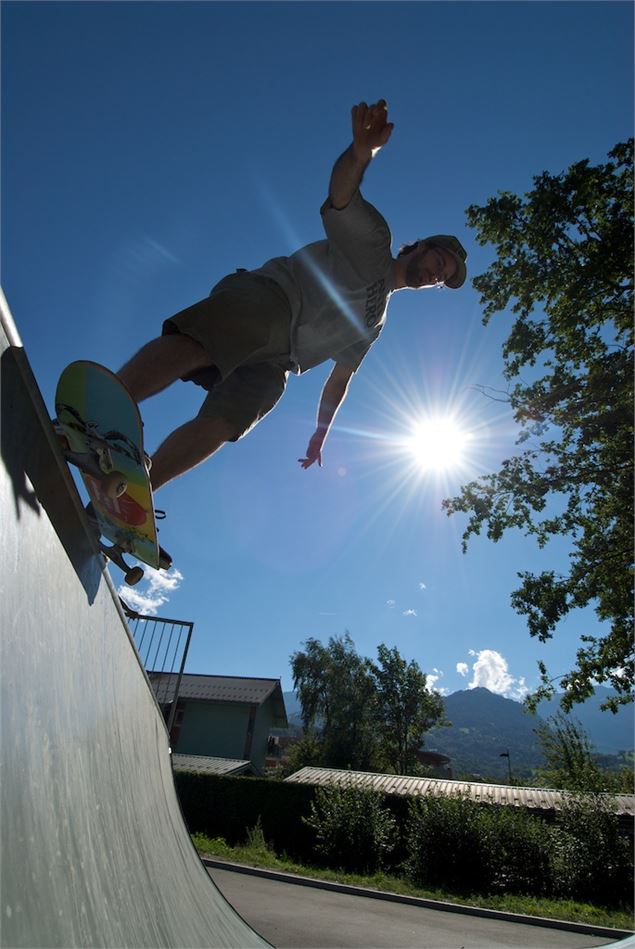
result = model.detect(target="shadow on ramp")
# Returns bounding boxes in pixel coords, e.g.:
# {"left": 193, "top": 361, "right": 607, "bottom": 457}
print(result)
{"left": 0, "top": 293, "right": 270, "bottom": 948}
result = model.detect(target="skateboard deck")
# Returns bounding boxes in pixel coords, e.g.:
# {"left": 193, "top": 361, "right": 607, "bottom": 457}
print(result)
{"left": 55, "top": 360, "right": 160, "bottom": 580}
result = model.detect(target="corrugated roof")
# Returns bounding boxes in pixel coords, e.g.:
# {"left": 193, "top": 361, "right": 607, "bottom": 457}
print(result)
{"left": 285, "top": 767, "right": 635, "bottom": 816}
{"left": 148, "top": 672, "right": 287, "bottom": 726}
{"left": 172, "top": 754, "right": 252, "bottom": 776}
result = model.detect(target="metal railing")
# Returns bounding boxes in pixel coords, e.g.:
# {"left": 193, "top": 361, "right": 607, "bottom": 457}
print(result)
{"left": 120, "top": 599, "right": 194, "bottom": 735}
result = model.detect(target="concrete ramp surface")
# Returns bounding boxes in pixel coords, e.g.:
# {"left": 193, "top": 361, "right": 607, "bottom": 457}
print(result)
{"left": 0, "top": 292, "right": 269, "bottom": 948}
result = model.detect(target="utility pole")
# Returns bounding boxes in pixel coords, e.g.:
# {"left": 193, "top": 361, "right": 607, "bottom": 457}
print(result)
{"left": 500, "top": 749, "right": 513, "bottom": 784}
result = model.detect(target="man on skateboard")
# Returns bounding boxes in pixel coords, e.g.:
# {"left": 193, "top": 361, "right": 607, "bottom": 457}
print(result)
{"left": 117, "top": 99, "right": 467, "bottom": 492}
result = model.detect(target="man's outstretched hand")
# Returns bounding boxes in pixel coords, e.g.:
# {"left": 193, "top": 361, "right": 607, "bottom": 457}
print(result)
{"left": 298, "top": 432, "right": 325, "bottom": 470}
{"left": 351, "top": 99, "right": 394, "bottom": 162}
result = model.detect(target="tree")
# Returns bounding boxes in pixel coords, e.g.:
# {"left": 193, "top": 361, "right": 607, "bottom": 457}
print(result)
{"left": 443, "top": 140, "right": 633, "bottom": 712}
{"left": 291, "top": 635, "right": 445, "bottom": 773}
{"left": 535, "top": 713, "right": 634, "bottom": 793}
{"left": 369, "top": 644, "right": 445, "bottom": 774}
{"left": 534, "top": 713, "right": 605, "bottom": 792}
{"left": 291, "top": 633, "right": 378, "bottom": 770}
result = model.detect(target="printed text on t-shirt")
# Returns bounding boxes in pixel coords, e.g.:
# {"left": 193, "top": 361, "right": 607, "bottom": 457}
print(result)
{"left": 365, "top": 278, "right": 386, "bottom": 328}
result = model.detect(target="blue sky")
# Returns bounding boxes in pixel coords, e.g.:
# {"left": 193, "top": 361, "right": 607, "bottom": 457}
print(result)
{"left": 3, "top": 2, "right": 633, "bottom": 710}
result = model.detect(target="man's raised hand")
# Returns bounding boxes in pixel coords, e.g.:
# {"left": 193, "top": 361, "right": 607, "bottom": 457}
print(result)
{"left": 298, "top": 431, "right": 325, "bottom": 470}
{"left": 351, "top": 99, "right": 394, "bottom": 161}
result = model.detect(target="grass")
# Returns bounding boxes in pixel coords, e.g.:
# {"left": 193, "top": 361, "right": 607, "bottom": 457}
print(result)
{"left": 192, "top": 831, "right": 634, "bottom": 932}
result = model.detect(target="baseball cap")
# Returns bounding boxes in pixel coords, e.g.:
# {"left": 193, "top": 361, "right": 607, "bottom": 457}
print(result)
{"left": 422, "top": 235, "right": 468, "bottom": 289}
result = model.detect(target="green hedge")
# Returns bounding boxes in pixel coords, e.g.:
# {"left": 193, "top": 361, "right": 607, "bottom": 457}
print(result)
{"left": 174, "top": 771, "right": 411, "bottom": 864}
{"left": 174, "top": 771, "right": 317, "bottom": 860}
{"left": 174, "top": 771, "right": 633, "bottom": 907}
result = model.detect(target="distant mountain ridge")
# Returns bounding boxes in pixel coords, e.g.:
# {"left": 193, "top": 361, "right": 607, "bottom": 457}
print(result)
{"left": 426, "top": 688, "right": 545, "bottom": 779}
{"left": 282, "top": 686, "right": 633, "bottom": 780}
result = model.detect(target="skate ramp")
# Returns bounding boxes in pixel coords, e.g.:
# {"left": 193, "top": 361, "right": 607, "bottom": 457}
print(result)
{"left": 0, "top": 291, "right": 269, "bottom": 948}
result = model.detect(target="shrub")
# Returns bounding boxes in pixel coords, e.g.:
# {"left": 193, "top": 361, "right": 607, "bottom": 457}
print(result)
{"left": 405, "top": 793, "right": 497, "bottom": 893}
{"left": 405, "top": 791, "right": 633, "bottom": 907}
{"left": 549, "top": 792, "right": 634, "bottom": 906}
{"left": 303, "top": 783, "right": 397, "bottom": 874}
{"left": 484, "top": 806, "right": 554, "bottom": 896}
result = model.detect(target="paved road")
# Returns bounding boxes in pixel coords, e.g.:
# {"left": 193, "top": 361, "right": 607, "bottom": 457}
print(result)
{"left": 207, "top": 866, "right": 619, "bottom": 949}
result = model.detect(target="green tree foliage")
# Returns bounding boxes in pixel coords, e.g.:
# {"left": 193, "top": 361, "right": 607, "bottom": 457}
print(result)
{"left": 550, "top": 792, "right": 633, "bottom": 906}
{"left": 291, "top": 634, "right": 378, "bottom": 770}
{"left": 405, "top": 791, "right": 632, "bottom": 906}
{"left": 443, "top": 140, "right": 634, "bottom": 711}
{"left": 370, "top": 644, "right": 446, "bottom": 774}
{"left": 290, "top": 635, "right": 444, "bottom": 772}
{"left": 303, "top": 783, "right": 397, "bottom": 873}
{"left": 535, "top": 712, "right": 632, "bottom": 793}
{"left": 535, "top": 713, "right": 605, "bottom": 791}
{"left": 406, "top": 794, "right": 552, "bottom": 896}
{"left": 278, "top": 733, "right": 323, "bottom": 778}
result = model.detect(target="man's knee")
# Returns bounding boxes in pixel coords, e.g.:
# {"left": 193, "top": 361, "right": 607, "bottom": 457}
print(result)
{"left": 199, "top": 415, "right": 239, "bottom": 444}
{"left": 169, "top": 333, "right": 213, "bottom": 374}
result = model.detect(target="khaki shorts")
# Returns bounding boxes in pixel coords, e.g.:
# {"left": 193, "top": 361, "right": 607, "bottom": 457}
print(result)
{"left": 163, "top": 271, "right": 293, "bottom": 440}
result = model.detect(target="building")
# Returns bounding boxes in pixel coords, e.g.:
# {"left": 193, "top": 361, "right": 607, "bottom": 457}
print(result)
{"left": 148, "top": 672, "right": 288, "bottom": 775}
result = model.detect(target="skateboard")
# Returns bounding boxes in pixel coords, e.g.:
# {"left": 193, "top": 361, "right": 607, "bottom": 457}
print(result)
{"left": 55, "top": 360, "right": 169, "bottom": 585}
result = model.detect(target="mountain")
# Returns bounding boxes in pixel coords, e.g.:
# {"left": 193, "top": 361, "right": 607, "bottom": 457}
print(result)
{"left": 425, "top": 688, "right": 546, "bottom": 780}
{"left": 538, "top": 687, "right": 634, "bottom": 754}
{"left": 282, "top": 686, "right": 633, "bottom": 779}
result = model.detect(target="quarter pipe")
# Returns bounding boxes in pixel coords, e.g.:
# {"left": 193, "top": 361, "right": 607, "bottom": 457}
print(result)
{"left": 0, "top": 291, "right": 268, "bottom": 947}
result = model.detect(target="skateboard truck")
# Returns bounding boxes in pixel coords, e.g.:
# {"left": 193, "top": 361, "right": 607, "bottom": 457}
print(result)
{"left": 83, "top": 503, "right": 172, "bottom": 585}
{"left": 55, "top": 424, "right": 128, "bottom": 499}
{"left": 99, "top": 541, "right": 145, "bottom": 586}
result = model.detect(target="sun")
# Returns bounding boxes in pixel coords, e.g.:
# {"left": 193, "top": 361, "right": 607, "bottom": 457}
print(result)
{"left": 406, "top": 416, "right": 472, "bottom": 472}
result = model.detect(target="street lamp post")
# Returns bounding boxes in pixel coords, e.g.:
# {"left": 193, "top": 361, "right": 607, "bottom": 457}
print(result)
{"left": 500, "top": 749, "right": 513, "bottom": 784}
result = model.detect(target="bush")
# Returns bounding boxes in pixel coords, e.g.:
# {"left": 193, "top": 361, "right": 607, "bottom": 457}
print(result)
{"left": 405, "top": 791, "right": 633, "bottom": 907}
{"left": 303, "top": 783, "right": 398, "bottom": 874}
{"left": 548, "top": 792, "right": 634, "bottom": 906}
{"left": 405, "top": 793, "right": 497, "bottom": 893}
{"left": 484, "top": 806, "right": 554, "bottom": 896}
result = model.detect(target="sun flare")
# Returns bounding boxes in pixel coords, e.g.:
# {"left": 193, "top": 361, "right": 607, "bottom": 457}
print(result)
{"left": 407, "top": 416, "right": 472, "bottom": 472}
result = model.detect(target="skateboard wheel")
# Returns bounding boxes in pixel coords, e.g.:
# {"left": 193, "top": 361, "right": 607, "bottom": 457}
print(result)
{"left": 103, "top": 470, "right": 127, "bottom": 499}
{"left": 124, "top": 566, "right": 144, "bottom": 586}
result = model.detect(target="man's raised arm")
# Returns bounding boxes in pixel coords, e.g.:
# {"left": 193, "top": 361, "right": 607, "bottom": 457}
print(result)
{"left": 298, "top": 363, "right": 355, "bottom": 469}
{"left": 328, "top": 99, "right": 394, "bottom": 210}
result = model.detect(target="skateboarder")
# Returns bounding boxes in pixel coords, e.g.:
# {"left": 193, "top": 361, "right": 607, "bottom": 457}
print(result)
{"left": 117, "top": 99, "right": 467, "bottom": 492}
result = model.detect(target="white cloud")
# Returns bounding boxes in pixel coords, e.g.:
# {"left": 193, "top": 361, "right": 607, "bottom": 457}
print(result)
{"left": 426, "top": 670, "right": 448, "bottom": 695}
{"left": 456, "top": 662, "right": 469, "bottom": 677}
{"left": 402, "top": 609, "right": 417, "bottom": 617}
{"left": 386, "top": 599, "right": 396, "bottom": 608}
{"left": 118, "top": 566, "right": 184, "bottom": 616}
{"left": 467, "top": 649, "right": 529, "bottom": 700}
{"left": 419, "top": 582, "right": 427, "bottom": 590}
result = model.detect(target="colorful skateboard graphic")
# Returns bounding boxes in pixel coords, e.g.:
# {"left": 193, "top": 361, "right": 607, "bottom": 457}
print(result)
{"left": 55, "top": 360, "right": 162, "bottom": 584}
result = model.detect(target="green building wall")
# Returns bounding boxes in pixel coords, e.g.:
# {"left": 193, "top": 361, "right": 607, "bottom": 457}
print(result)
{"left": 174, "top": 698, "right": 277, "bottom": 771}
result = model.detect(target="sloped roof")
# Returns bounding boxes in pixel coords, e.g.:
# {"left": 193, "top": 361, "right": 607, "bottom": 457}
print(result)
{"left": 148, "top": 672, "right": 288, "bottom": 726}
{"left": 285, "top": 767, "right": 635, "bottom": 816}
{"left": 172, "top": 754, "right": 252, "bottom": 776}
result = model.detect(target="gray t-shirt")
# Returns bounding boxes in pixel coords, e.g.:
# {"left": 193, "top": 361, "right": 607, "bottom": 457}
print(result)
{"left": 253, "top": 190, "right": 395, "bottom": 374}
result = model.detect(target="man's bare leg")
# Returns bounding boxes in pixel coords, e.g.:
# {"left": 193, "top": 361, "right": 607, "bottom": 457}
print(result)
{"left": 150, "top": 416, "right": 237, "bottom": 491}
{"left": 118, "top": 335, "right": 213, "bottom": 403}
{"left": 116, "top": 335, "right": 236, "bottom": 491}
